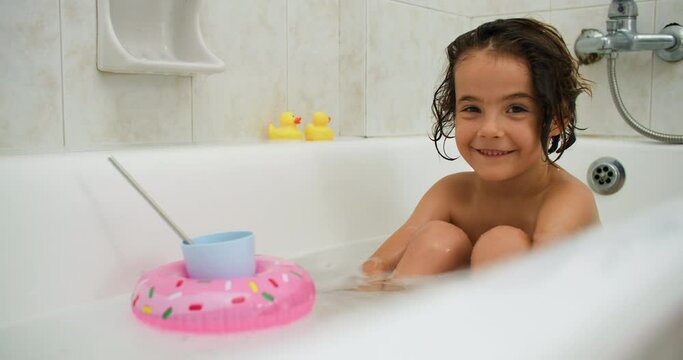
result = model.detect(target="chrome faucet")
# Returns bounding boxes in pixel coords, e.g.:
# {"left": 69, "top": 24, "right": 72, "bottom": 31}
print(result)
{"left": 573, "top": 0, "right": 683, "bottom": 144}
{"left": 575, "top": 0, "right": 682, "bottom": 64}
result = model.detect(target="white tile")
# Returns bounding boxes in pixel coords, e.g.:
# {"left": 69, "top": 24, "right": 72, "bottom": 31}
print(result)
{"left": 390, "top": 0, "right": 468, "bottom": 15}
{"left": 193, "top": 0, "right": 287, "bottom": 142}
{"left": 287, "top": 0, "right": 340, "bottom": 136}
{"left": 471, "top": 11, "right": 551, "bottom": 29}
{"left": 551, "top": 0, "right": 651, "bottom": 11}
{"left": 551, "top": 3, "right": 656, "bottom": 138}
{"left": 61, "top": 0, "right": 192, "bottom": 150}
{"left": 651, "top": 0, "right": 683, "bottom": 134}
{"left": 340, "top": 0, "right": 368, "bottom": 136}
{"left": 397, "top": 0, "right": 550, "bottom": 17}
{"left": 464, "top": 0, "right": 550, "bottom": 17}
{"left": 0, "top": 0, "right": 63, "bottom": 153}
{"left": 366, "top": 0, "right": 469, "bottom": 136}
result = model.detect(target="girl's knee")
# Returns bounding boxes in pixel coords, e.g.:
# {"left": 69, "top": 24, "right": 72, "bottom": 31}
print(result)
{"left": 394, "top": 221, "right": 472, "bottom": 277}
{"left": 412, "top": 220, "right": 472, "bottom": 254}
{"left": 471, "top": 225, "right": 531, "bottom": 268}
{"left": 479, "top": 225, "right": 530, "bottom": 243}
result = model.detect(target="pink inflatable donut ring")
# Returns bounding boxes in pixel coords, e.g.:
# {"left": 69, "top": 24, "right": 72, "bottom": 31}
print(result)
{"left": 131, "top": 255, "right": 315, "bottom": 333}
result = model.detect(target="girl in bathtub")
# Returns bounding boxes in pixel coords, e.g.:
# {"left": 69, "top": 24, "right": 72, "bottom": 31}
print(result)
{"left": 363, "top": 18, "right": 600, "bottom": 279}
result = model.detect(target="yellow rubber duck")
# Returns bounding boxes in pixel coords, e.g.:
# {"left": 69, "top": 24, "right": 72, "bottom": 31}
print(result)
{"left": 305, "top": 112, "right": 334, "bottom": 141}
{"left": 268, "top": 112, "right": 303, "bottom": 140}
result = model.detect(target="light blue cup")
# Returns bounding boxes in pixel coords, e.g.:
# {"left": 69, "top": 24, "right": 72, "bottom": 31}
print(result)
{"left": 181, "top": 231, "right": 255, "bottom": 280}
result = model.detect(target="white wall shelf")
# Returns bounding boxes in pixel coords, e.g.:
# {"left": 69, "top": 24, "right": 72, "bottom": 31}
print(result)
{"left": 96, "top": 0, "right": 224, "bottom": 76}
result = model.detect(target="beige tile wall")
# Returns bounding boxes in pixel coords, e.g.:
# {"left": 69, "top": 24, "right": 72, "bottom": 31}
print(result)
{"left": 652, "top": 0, "right": 683, "bottom": 134}
{"left": 192, "top": 0, "right": 288, "bottom": 142}
{"left": 287, "top": 0, "right": 340, "bottom": 134}
{"left": 365, "top": 0, "right": 468, "bottom": 136}
{"left": 339, "top": 0, "right": 368, "bottom": 136}
{"left": 1, "top": 0, "right": 63, "bottom": 152}
{"left": 1, "top": 0, "right": 681, "bottom": 154}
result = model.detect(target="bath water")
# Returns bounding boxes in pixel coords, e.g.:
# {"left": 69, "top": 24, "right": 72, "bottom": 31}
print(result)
{"left": 291, "top": 236, "right": 464, "bottom": 322}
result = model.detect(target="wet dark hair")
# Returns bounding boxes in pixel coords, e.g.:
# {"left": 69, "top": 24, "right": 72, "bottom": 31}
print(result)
{"left": 431, "top": 18, "right": 591, "bottom": 163}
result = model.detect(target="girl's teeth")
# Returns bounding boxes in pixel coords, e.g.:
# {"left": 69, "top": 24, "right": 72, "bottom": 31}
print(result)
{"left": 480, "top": 149, "right": 509, "bottom": 156}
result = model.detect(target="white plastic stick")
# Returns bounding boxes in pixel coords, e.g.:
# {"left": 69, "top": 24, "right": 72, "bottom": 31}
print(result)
{"left": 108, "top": 156, "right": 192, "bottom": 244}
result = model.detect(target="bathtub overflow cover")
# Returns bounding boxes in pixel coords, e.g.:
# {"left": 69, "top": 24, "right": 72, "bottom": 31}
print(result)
{"left": 586, "top": 157, "right": 626, "bottom": 195}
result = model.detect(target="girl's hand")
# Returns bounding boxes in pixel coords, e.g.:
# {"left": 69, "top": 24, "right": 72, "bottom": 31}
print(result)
{"left": 361, "top": 256, "right": 387, "bottom": 276}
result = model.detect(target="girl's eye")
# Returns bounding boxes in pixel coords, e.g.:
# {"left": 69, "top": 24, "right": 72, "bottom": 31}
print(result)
{"left": 508, "top": 105, "right": 528, "bottom": 113}
{"left": 461, "top": 106, "right": 480, "bottom": 113}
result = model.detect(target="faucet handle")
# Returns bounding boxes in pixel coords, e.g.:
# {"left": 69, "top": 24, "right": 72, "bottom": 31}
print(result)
{"left": 656, "top": 23, "right": 683, "bottom": 62}
{"left": 608, "top": 0, "right": 638, "bottom": 19}
{"left": 574, "top": 29, "right": 606, "bottom": 65}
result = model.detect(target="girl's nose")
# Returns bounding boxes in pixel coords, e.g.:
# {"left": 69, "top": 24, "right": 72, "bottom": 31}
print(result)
{"left": 477, "top": 114, "right": 504, "bottom": 138}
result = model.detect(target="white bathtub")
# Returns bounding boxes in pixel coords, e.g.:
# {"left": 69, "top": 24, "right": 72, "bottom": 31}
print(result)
{"left": 1, "top": 136, "right": 682, "bottom": 359}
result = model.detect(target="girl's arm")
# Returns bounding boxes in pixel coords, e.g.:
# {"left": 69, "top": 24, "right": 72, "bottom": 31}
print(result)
{"left": 362, "top": 175, "right": 458, "bottom": 275}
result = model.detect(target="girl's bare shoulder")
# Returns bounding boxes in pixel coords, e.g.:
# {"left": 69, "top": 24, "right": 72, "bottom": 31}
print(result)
{"left": 548, "top": 167, "right": 594, "bottom": 198}
{"left": 432, "top": 172, "right": 476, "bottom": 197}
{"left": 418, "top": 172, "right": 476, "bottom": 206}
{"left": 409, "top": 172, "right": 475, "bottom": 223}
{"left": 534, "top": 167, "right": 600, "bottom": 245}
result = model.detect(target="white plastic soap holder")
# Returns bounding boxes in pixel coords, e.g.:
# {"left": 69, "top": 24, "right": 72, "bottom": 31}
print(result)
{"left": 96, "top": 0, "right": 224, "bottom": 76}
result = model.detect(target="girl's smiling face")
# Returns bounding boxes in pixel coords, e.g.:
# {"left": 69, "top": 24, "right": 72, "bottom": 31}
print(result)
{"left": 454, "top": 50, "right": 547, "bottom": 182}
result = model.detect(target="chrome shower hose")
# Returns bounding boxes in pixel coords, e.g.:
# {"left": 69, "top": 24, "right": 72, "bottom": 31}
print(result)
{"left": 607, "top": 56, "right": 683, "bottom": 143}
